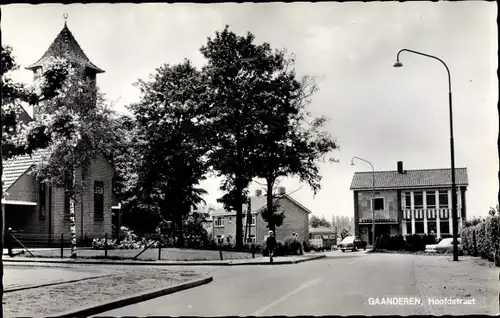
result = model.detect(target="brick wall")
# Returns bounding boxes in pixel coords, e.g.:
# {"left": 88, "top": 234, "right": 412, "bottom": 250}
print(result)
{"left": 212, "top": 214, "right": 256, "bottom": 244}
{"left": 50, "top": 153, "right": 114, "bottom": 242}
{"left": 79, "top": 153, "right": 114, "bottom": 241}
{"left": 256, "top": 197, "right": 309, "bottom": 244}
{"left": 357, "top": 190, "right": 398, "bottom": 220}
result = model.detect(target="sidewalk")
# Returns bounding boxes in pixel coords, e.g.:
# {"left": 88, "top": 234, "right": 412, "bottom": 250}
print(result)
{"left": 4, "top": 253, "right": 326, "bottom": 266}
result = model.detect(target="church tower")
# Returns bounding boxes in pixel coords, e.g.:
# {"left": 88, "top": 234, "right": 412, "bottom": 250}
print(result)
{"left": 25, "top": 15, "right": 105, "bottom": 119}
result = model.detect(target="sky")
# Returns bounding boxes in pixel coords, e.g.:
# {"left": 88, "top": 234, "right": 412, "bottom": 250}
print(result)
{"left": 1, "top": 2, "right": 498, "bottom": 220}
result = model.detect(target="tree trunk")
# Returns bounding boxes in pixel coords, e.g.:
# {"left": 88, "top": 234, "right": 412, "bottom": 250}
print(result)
{"left": 234, "top": 121, "right": 244, "bottom": 249}
{"left": 69, "top": 169, "right": 77, "bottom": 258}
{"left": 235, "top": 179, "right": 244, "bottom": 249}
{"left": 266, "top": 178, "right": 275, "bottom": 233}
{"left": 177, "top": 205, "right": 185, "bottom": 247}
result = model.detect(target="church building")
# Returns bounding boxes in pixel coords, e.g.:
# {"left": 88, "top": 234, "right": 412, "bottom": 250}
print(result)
{"left": 1, "top": 18, "right": 121, "bottom": 246}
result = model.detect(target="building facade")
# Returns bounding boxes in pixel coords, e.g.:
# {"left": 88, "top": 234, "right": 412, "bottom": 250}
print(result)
{"left": 350, "top": 161, "right": 468, "bottom": 245}
{"left": 1, "top": 20, "right": 119, "bottom": 244}
{"left": 211, "top": 188, "right": 311, "bottom": 245}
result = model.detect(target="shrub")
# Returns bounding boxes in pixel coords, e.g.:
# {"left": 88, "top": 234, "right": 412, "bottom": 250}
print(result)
{"left": 475, "top": 222, "right": 488, "bottom": 259}
{"left": 461, "top": 226, "right": 475, "bottom": 256}
{"left": 461, "top": 215, "right": 499, "bottom": 263}
{"left": 405, "top": 234, "right": 425, "bottom": 251}
{"left": 262, "top": 241, "right": 286, "bottom": 256}
{"left": 485, "top": 216, "right": 500, "bottom": 262}
{"left": 92, "top": 227, "right": 160, "bottom": 250}
{"left": 92, "top": 238, "right": 117, "bottom": 250}
{"left": 374, "top": 234, "right": 409, "bottom": 251}
{"left": 284, "top": 236, "right": 303, "bottom": 255}
{"left": 302, "top": 240, "right": 312, "bottom": 253}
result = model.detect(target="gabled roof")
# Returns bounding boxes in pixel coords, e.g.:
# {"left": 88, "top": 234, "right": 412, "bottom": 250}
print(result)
{"left": 26, "top": 23, "right": 104, "bottom": 73}
{"left": 2, "top": 151, "right": 45, "bottom": 193}
{"left": 212, "top": 193, "right": 312, "bottom": 216}
{"left": 2, "top": 149, "right": 114, "bottom": 195}
{"left": 309, "top": 226, "right": 335, "bottom": 234}
{"left": 350, "top": 168, "right": 468, "bottom": 191}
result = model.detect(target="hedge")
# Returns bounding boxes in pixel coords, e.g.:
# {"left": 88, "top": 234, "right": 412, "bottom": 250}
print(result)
{"left": 261, "top": 236, "right": 304, "bottom": 257}
{"left": 460, "top": 215, "right": 500, "bottom": 264}
{"left": 374, "top": 234, "right": 437, "bottom": 251}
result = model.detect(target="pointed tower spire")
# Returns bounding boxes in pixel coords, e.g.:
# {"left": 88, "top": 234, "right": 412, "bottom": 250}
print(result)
{"left": 25, "top": 15, "right": 104, "bottom": 73}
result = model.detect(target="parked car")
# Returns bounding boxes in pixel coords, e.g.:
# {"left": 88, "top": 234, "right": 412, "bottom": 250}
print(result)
{"left": 338, "top": 236, "right": 367, "bottom": 252}
{"left": 425, "top": 237, "right": 462, "bottom": 254}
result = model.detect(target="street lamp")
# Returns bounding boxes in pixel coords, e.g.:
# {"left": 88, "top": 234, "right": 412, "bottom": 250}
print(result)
{"left": 351, "top": 156, "right": 376, "bottom": 251}
{"left": 393, "top": 49, "right": 459, "bottom": 261}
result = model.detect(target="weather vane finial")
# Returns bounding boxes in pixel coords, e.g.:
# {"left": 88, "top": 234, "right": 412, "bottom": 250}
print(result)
{"left": 63, "top": 13, "right": 68, "bottom": 24}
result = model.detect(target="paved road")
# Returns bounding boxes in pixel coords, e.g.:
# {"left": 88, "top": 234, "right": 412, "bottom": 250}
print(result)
{"left": 96, "top": 251, "right": 499, "bottom": 316}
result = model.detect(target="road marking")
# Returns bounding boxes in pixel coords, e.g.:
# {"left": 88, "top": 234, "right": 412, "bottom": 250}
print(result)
{"left": 348, "top": 257, "right": 364, "bottom": 265}
{"left": 252, "top": 277, "right": 323, "bottom": 316}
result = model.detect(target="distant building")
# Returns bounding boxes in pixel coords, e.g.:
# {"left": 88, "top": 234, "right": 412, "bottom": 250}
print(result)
{"left": 350, "top": 161, "right": 468, "bottom": 245}
{"left": 211, "top": 187, "right": 311, "bottom": 244}
{"left": 309, "top": 226, "right": 337, "bottom": 249}
{"left": 1, "top": 20, "right": 119, "bottom": 245}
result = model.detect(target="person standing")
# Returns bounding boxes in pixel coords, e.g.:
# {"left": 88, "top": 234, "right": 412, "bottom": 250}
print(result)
{"left": 266, "top": 230, "right": 277, "bottom": 263}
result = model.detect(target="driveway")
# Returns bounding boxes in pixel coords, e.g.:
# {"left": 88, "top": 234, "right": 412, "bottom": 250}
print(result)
{"left": 95, "top": 252, "right": 498, "bottom": 316}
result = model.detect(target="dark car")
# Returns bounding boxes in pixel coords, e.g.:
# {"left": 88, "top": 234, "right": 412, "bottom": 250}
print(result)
{"left": 339, "top": 236, "right": 367, "bottom": 252}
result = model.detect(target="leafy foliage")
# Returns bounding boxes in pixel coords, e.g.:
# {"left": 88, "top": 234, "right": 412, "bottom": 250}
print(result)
{"left": 200, "top": 26, "right": 338, "bottom": 244}
{"left": 461, "top": 215, "right": 500, "bottom": 264}
{"left": 331, "top": 215, "right": 354, "bottom": 239}
{"left": 201, "top": 26, "right": 273, "bottom": 248}
{"left": 309, "top": 215, "right": 331, "bottom": 228}
{"left": 128, "top": 60, "right": 210, "bottom": 247}
{"left": 260, "top": 199, "right": 285, "bottom": 233}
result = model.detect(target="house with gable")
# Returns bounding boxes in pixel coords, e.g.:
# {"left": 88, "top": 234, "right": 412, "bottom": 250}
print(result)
{"left": 1, "top": 19, "right": 121, "bottom": 245}
{"left": 350, "top": 161, "right": 468, "bottom": 245}
{"left": 211, "top": 187, "right": 311, "bottom": 245}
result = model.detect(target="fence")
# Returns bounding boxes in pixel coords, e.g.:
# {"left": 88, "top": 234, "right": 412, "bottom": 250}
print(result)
{"left": 5, "top": 230, "right": 258, "bottom": 261}
{"left": 6, "top": 230, "right": 73, "bottom": 258}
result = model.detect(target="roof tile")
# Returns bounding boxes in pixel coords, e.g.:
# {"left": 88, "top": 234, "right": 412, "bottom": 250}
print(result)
{"left": 350, "top": 168, "right": 468, "bottom": 190}
{"left": 2, "top": 151, "right": 47, "bottom": 193}
{"left": 26, "top": 23, "right": 104, "bottom": 73}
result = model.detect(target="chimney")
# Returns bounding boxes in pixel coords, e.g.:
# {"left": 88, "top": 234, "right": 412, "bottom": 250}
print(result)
{"left": 397, "top": 161, "right": 404, "bottom": 174}
{"left": 278, "top": 187, "right": 286, "bottom": 195}
{"left": 255, "top": 189, "right": 262, "bottom": 197}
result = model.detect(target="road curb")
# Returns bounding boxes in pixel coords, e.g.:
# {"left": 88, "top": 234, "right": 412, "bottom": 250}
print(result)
{"left": 4, "top": 254, "right": 326, "bottom": 266}
{"left": 46, "top": 276, "right": 214, "bottom": 318}
{"left": 5, "top": 258, "right": 233, "bottom": 266}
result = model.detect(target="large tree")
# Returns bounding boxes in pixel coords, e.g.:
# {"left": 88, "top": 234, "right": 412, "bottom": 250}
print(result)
{"left": 252, "top": 59, "right": 338, "bottom": 232}
{"left": 200, "top": 26, "right": 289, "bottom": 248}
{"left": 129, "top": 60, "right": 210, "bottom": 247}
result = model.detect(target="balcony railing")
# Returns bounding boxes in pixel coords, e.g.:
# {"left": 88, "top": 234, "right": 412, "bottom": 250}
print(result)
{"left": 403, "top": 208, "right": 451, "bottom": 219}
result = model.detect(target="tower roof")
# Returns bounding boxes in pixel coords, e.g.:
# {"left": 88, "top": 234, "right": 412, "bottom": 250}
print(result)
{"left": 26, "top": 22, "right": 104, "bottom": 73}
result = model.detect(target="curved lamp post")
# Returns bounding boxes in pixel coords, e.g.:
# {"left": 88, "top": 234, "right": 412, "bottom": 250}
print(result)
{"left": 393, "top": 49, "right": 458, "bottom": 261}
{"left": 351, "top": 156, "right": 376, "bottom": 250}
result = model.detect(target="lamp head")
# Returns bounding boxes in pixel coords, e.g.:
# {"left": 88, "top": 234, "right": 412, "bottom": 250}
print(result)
{"left": 350, "top": 160, "right": 355, "bottom": 166}
{"left": 393, "top": 61, "right": 403, "bottom": 68}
